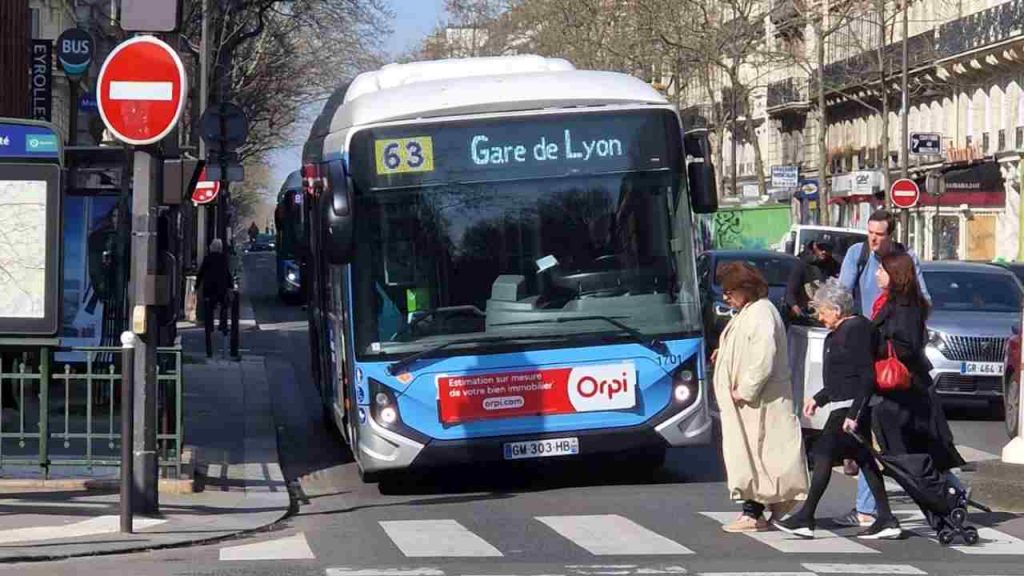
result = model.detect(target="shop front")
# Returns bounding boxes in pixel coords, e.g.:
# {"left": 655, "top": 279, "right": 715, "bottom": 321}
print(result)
{"left": 829, "top": 170, "right": 884, "bottom": 228}
{"left": 912, "top": 161, "right": 1006, "bottom": 261}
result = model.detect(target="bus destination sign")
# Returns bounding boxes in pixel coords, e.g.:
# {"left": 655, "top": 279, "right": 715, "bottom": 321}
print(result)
{"left": 352, "top": 109, "right": 680, "bottom": 189}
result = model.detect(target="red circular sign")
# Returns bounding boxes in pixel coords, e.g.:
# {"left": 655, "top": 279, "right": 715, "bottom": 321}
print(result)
{"left": 192, "top": 168, "right": 221, "bottom": 204}
{"left": 890, "top": 178, "right": 920, "bottom": 209}
{"left": 97, "top": 36, "right": 186, "bottom": 145}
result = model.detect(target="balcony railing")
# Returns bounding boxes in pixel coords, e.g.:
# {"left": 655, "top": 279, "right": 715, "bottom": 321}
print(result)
{"left": 936, "top": 0, "right": 1024, "bottom": 58}
{"left": 815, "top": 0, "right": 1022, "bottom": 96}
{"left": 767, "top": 78, "right": 808, "bottom": 110}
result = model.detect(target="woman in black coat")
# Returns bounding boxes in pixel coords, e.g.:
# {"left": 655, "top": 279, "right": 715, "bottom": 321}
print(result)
{"left": 870, "top": 253, "right": 965, "bottom": 472}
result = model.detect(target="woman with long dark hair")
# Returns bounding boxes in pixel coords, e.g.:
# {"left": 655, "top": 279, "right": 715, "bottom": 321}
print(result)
{"left": 871, "top": 253, "right": 965, "bottom": 471}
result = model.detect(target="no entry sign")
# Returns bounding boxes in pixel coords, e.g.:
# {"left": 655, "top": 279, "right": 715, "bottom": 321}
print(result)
{"left": 191, "top": 169, "right": 221, "bottom": 204}
{"left": 890, "top": 178, "right": 920, "bottom": 209}
{"left": 97, "top": 36, "right": 186, "bottom": 145}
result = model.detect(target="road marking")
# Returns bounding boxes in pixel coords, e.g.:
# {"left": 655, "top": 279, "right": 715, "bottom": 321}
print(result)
{"left": 0, "top": 516, "right": 165, "bottom": 545}
{"left": 379, "top": 519, "right": 502, "bottom": 557}
{"left": 323, "top": 565, "right": 444, "bottom": 569}
{"left": 955, "top": 445, "right": 999, "bottom": 462}
{"left": 802, "top": 564, "right": 926, "bottom": 574}
{"left": 895, "top": 509, "right": 1024, "bottom": 555}
{"left": 701, "top": 512, "right": 878, "bottom": 554}
{"left": 692, "top": 569, "right": 811, "bottom": 573}
{"left": 539, "top": 515, "right": 694, "bottom": 556}
{"left": 219, "top": 532, "right": 315, "bottom": 561}
{"left": 109, "top": 81, "right": 173, "bottom": 101}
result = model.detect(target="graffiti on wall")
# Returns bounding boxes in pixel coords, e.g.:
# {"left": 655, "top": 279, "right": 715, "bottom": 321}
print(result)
{"left": 711, "top": 206, "right": 791, "bottom": 250}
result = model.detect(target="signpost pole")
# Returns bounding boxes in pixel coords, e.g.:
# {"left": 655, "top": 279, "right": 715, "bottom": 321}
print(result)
{"left": 130, "top": 150, "right": 160, "bottom": 516}
{"left": 900, "top": 0, "right": 910, "bottom": 247}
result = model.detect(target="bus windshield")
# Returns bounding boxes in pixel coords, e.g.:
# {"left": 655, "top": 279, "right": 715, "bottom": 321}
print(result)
{"left": 351, "top": 171, "right": 701, "bottom": 358}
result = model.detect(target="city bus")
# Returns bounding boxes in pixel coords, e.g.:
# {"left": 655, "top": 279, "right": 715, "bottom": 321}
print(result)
{"left": 300, "top": 55, "right": 718, "bottom": 481}
{"left": 273, "top": 170, "right": 305, "bottom": 301}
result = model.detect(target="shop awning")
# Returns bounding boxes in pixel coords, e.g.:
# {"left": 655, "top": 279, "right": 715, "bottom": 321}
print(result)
{"left": 919, "top": 161, "right": 1005, "bottom": 208}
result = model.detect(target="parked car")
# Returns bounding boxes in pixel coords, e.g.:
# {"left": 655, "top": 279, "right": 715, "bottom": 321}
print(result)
{"left": 990, "top": 261, "right": 1024, "bottom": 285}
{"left": 245, "top": 233, "right": 276, "bottom": 253}
{"left": 921, "top": 261, "right": 1024, "bottom": 414}
{"left": 696, "top": 250, "right": 801, "bottom": 352}
{"left": 1005, "top": 321, "right": 1021, "bottom": 438}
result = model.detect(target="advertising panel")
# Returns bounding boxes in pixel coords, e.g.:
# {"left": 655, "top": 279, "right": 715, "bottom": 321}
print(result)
{"left": 57, "top": 195, "right": 128, "bottom": 359}
{"left": 437, "top": 362, "right": 636, "bottom": 425}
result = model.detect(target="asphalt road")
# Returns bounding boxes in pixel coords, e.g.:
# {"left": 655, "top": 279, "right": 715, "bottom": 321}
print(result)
{"left": 10, "top": 252, "right": 1022, "bottom": 576}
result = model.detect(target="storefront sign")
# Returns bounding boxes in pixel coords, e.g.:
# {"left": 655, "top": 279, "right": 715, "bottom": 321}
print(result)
{"left": 30, "top": 40, "right": 53, "bottom": 121}
{"left": 919, "top": 161, "right": 1005, "bottom": 207}
{"left": 771, "top": 165, "right": 799, "bottom": 188}
{"left": 436, "top": 362, "right": 636, "bottom": 424}
{"left": 831, "top": 170, "right": 882, "bottom": 197}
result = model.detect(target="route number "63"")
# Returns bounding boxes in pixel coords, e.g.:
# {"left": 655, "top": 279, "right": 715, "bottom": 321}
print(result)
{"left": 374, "top": 137, "right": 435, "bottom": 175}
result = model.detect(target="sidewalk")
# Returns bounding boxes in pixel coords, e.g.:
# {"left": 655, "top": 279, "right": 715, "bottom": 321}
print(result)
{"left": 0, "top": 293, "right": 290, "bottom": 562}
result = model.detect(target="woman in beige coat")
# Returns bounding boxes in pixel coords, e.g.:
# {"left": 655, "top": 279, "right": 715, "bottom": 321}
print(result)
{"left": 712, "top": 262, "right": 809, "bottom": 533}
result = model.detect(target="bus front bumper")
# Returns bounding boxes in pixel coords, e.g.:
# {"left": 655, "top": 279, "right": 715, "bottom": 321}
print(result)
{"left": 356, "top": 398, "right": 712, "bottom": 474}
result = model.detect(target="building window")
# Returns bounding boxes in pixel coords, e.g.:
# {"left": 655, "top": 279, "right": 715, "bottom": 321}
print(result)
{"left": 999, "top": 129, "right": 1006, "bottom": 151}
{"left": 1017, "top": 126, "right": 1023, "bottom": 149}
{"left": 982, "top": 132, "right": 990, "bottom": 152}
{"left": 965, "top": 135, "right": 973, "bottom": 147}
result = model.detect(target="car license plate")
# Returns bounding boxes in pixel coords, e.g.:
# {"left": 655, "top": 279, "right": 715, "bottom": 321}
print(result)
{"left": 503, "top": 437, "right": 579, "bottom": 460}
{"left": 960, "top": 362, "right": 1004, "bottom": 376}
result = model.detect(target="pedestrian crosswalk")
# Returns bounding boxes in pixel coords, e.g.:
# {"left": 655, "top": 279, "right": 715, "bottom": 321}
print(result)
{"left": 215, "top": 510, "right": 1024, "bottom": 564}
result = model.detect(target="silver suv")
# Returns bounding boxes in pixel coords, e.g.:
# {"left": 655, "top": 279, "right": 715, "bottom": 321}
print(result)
{"left": 922, "top": 261, "right": 1023, "bottom": 412}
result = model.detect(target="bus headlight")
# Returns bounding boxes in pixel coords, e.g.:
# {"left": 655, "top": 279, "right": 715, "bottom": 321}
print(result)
{"left": 671, "top": 364, "right": 699, "bottom": 410}
{"left": 380, "top": 406, "right": 398, "bottom": 424}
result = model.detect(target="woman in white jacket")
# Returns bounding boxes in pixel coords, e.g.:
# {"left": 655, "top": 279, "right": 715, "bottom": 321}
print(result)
{"left": 712, "top": 261, "right": 809, "bottom": 533}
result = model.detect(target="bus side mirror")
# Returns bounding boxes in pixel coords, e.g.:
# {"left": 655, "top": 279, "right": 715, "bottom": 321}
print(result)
{"left": 324, "top": 160, "right": 354, "bottom": 264}
{"left": 683, "top": 130, "right": 717, "bottom": 214}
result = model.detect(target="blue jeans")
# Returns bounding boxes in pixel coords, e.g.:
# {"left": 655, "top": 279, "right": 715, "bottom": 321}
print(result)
{"left": 856, "top": 470, "right": 966, "bottom": 514}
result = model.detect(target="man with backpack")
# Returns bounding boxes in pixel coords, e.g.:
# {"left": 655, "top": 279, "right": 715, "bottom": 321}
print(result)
{"left": 833, "top": 208, "right": 935, "bottom": 528}
{"left": 839, "top": 209, "right": 930, "bottom": 316}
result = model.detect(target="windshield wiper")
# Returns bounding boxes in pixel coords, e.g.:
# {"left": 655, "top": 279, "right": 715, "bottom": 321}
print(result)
{"left": 385, "top": 334, "right": 568, "bottom": 376}
{"left": 492, "top": 315, "right": 669, "bottom": 355}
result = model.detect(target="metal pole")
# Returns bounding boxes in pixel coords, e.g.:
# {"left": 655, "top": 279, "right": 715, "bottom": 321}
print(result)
{"left": 230, "top": 287, "right": 240, "bottom": 360}
{"left": 196, "top": 0, "right": 210, "bottom": 266}
{"left": 900, "top": 0, "right": 910, "bottom": 246}
{"left": 120, "top": 331, "right": 135, "bottom": 533}
{"left": 68, "top": 79, "right": 78, "bottom": 146}
{"left": 131, "top": 150, "right": 160, "bottom": 516}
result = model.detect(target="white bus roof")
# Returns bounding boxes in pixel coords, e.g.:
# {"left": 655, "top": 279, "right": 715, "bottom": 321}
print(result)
{"left": 345, "top": 55, "right": 575, "bottom": 103}
{"left": 329, "top": 57, "right": 669, "bottom": 134}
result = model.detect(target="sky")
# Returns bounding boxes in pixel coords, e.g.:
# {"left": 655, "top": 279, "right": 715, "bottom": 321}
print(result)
{"left": 264, "top": 0, "right": 446, "bottom": 211}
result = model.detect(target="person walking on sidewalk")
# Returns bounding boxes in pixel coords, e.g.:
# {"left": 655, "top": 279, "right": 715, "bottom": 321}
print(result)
{"left": 870, "top": 253, "right": 966, "bottom": 475}
{"left": 712, "top": 262, "right": 808, "bottom": 533}
{"left": 834, "top": 208, "right": 933, "bottom": 528}
{"left": 196, "top": 239, "right": 233, "bottom": 357}
{"left": 773, "top": 279, "right": 902, "bottom": 540}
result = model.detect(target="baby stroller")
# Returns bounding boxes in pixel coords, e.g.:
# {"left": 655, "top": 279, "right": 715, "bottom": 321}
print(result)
{"left": 850, "top": 431, "right": 990, "bottom": 546}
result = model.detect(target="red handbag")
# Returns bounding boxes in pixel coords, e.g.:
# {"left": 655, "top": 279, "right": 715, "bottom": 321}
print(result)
{"left": 875, "top": 340, "right": 911, "bottom": 392}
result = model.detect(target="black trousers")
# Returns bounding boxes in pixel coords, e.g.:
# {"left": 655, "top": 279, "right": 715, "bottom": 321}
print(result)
{"left": 203, "top": 295, "right": 228, "bottom": 356}
{"left": 798, "top": 407, "right": 892, "bottom": 521}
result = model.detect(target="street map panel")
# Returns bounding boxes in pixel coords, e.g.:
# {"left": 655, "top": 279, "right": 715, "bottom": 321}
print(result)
{"left": 0, "top": 180, "right": 47, "bottom": 318}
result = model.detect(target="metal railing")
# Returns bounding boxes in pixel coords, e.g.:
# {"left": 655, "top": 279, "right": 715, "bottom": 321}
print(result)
{"left": 0, "top": 344, "right": 183, "bottom": 478}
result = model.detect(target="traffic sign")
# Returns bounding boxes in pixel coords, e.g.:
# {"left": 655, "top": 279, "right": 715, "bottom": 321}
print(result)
{"left": 191, "top": 168, "right": 221, "bottom": 204}
{"left": 56, "top": 28, "right": 93, "bottom": 78}
{"left": 96, "top": 36, "right": 186, "bottom": 146}
{"left": 200, "top": 102, "right": 249, "bottom": 151}
{"left": 890, "top": 178, "right": 920, "bottom": 209}
{"left": 910, "top": 132, "right": 942, "bottom": 155}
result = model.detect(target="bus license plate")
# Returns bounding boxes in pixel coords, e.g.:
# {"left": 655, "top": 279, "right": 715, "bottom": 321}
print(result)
{"left": 961, "top": 361, "right": 1003, "bottom": 376}
{"left": 503, "top": 437, "right": 579, "bottom": 460}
